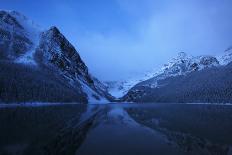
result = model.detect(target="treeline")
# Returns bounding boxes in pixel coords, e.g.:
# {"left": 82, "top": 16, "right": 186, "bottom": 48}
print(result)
{"left": 124, "top": 63, "right": 232, "bottom": 103}
{"left": 0, "top": 61, "right": 87, "bottom": 103}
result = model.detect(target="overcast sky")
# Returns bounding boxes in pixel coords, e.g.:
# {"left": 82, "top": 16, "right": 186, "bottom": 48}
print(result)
{"left": 2, "top": 0, "right": 232, "bottom": 80}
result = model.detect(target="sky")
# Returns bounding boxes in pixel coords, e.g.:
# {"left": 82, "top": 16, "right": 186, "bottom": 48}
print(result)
{"left": 2, "top": 0, "right": 232, "bottom": 81}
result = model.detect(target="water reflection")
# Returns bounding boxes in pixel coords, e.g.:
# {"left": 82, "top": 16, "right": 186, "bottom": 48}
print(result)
{"left": 0, "top": 103, "right": 231, "bottom": 155}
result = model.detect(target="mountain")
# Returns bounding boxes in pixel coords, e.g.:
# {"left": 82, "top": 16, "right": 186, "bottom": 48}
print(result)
{"left": 0, "top": 10, "right": 113, "bottom": 103}
{"left": 106, "top": 52, "right": 220, "bottom": 99}
{"left": 122, "top": 52, "right": 232, "bottom": 103}
{"left": 218, "top": 46, "right": 232, "bottom": 65}
{"left": 0, "top": 10, "right": 41, "bottom": 62}
{"left": 131, "top": 52, "right": 219, "bottom": 89}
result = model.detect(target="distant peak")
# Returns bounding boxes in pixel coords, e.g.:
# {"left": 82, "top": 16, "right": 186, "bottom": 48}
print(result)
{"left": 47, "top": 26, "right": 61, "bottom": 35}
{"left": 2, "top": 10, "right": 29, "bottom": 21}
{"left": 0, "top": 10, "right": 24, "bottom": 29}
{"left": 9, "top": 10, "right": 26, "bottom": 17}
{"left": 176, "top": 52, "right": 188, "bottom": 60}
{"left": 49, "top": 26, "right": 59, "bottom": 31}
{"left": 168, "top": 52, "right": 191, "bottom": 65}
{"left": 0, "top": 9, "right": 13, "bottom": 14}
{"left": 225, "top": 46, "right": 232, "bottom": 52}
{"left": 0, "top": 9, "right": 43, "bottom": 32}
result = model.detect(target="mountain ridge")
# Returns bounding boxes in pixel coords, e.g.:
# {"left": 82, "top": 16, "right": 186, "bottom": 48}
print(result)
{"left": 122, "top": 50, "right": 232, "bottom": 103}
{"left": 106, "top": 52, "right": 221, "bottom": 98}
{"left": 0, "top": 10, "right": 113, "bottom": 103}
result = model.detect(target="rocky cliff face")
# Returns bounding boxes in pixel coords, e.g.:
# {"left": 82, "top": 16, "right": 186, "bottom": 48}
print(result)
{"left": 0, "top": 10, "right": 113, "bottom": 103}
{"left": 36, "top": 27, "right": 93, "bottom": 88}
{"left": 36, "top": 26, "right": 113, "bottom": 102}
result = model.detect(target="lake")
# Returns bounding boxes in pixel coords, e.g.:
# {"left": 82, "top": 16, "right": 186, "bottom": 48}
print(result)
{"left": 0, "top": 103, "right": 232, "bottom": 155}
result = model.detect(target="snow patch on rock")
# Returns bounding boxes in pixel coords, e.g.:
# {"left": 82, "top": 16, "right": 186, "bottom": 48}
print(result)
{"left": 80, "top": 80, "right": 109, "bottom": 104}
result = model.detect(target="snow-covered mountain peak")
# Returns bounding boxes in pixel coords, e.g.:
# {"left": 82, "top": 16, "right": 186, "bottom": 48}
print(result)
{"left": 219, "top": 46, "right": 232, "bottom": 65}
{"left": 161, "top": 52, "right": 219, "bottom": 76}
{"left": 8, "top": 10, "right": 42, "bottom": 32}
{"left": 161, "top": 52, "right": 192, "bottom": 72}
{"left": 176, "top": 52, "right": 190, "bottom": 60}
{"left": 194, "top": 55, "right": 219, "bottom": 66}
{"left": 0, "top": 10, "right": 23, "bottom": 29}
{"left": 0, "top": 10, "right": 43, "bottom": 35}
{"left": 8, "top": 10, "right": 29, "bottom": 21}
{"left": 0, "top": 10, "right": 42, "bottom": 65}
{"left": 225, "top": 46, "right": 232, "bottom": 52}
{"left": 46, "top": 26, "right": 60, "bottom": 36}
{"left": 105, "top": 52, "right": 219, "bottom": 98}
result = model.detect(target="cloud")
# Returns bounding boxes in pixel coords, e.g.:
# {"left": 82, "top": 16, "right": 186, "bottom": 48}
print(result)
{"left": 75, "top": 0, "right": 232, "bottom": 81}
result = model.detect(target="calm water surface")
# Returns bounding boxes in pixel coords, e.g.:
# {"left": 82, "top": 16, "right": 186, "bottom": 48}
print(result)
{"left": 0, "top": 103, "right": 232, "bottom": 155}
